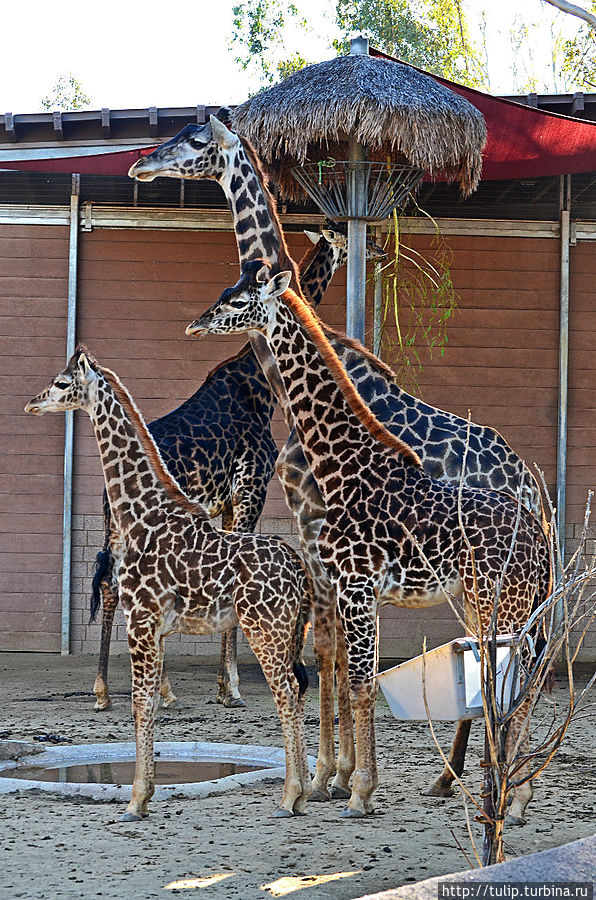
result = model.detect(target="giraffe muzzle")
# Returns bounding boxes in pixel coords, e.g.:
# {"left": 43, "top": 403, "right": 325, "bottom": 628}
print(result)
{"left": 185, "top": 320, "right": 206, "bottom": 337}
{"left": 24, "top": 400, "right": 44, "bottom": 415}
{"left": 127, "top": 159, "right": 159, "bottom": 182}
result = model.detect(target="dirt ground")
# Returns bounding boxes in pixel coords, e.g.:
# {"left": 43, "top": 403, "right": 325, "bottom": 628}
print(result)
{"left": 0, "top": 653, "right": 593, "bottom": 900}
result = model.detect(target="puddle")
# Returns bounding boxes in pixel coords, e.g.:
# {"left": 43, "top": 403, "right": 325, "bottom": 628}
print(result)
{"left": 10, "top": 760, "right": 262, "bottom": 785}
{"left": 0, "top": 741, "right": 315, "bottom": 802}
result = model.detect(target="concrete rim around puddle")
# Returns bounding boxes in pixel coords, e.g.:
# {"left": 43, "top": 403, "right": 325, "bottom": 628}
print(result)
{"left": 0, "top": 741, "right": 316, "bottom": 802}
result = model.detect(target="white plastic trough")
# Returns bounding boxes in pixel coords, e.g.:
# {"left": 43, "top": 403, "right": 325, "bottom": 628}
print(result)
{"left": 0, "top": 741, "right": 316, "bottom": 802}
{"left": 376, "top": 636, "right": 519, "bottom": 721}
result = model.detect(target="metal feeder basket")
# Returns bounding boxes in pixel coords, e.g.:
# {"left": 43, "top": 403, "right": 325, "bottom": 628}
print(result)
{"left": 291, "top": 160, "right": 424, "bottom": 223}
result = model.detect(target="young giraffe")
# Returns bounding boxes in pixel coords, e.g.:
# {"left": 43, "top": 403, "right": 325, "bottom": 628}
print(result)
{"left": 130, "top": 116, "right": 546, "bottom": 806}
{"left": 91, "top": 224, "right": 385, "bottom": 713}
{"left": 26, "top": 347, "right": 313, "bottom": 821}
{"left": 186, "top": 261, "right": 551, "bottom": 825}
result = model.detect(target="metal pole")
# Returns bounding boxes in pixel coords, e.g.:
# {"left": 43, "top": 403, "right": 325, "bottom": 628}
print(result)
{"left": 556, "top": 175, "right": 571, "bottom": 591}
{"left": 346, "top": 36, "right": 369, "bottom": 343}
{"left": 61, "top": 173, "right": 80, "bottom": 655}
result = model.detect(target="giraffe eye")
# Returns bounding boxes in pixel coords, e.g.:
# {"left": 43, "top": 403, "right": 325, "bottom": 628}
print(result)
{"left": 54, "top": 380, "right": 70, "bottom": 390}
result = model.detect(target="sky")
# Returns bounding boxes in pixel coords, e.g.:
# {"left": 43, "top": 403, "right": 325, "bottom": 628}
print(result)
{"left": 0, "top": 0, "right": 589, "bottom": 114}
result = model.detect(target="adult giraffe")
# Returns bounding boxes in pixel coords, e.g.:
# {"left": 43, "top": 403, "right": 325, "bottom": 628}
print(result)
{"left": 91, "top": 222, "right": 385, "bottom": 713}
{"left": 130, "top": 115, "right": 545, "bottom": 804}
{"left": 186, "top": 261, "right": 551, "bottom": 824}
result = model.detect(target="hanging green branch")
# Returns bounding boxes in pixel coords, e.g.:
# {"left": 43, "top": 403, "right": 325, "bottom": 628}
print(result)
{"left": 374, "top": 203, "right": 458, "bottom": 395}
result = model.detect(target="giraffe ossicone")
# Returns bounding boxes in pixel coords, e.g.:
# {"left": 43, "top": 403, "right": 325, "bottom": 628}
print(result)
{"left": 187, "top": 262, "right": 551, "bottom": 825}
{"left": 26, "top": 347, "right": 313, "bottom": 821}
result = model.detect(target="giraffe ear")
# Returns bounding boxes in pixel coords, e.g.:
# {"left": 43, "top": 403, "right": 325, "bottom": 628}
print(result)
{"left": 322, "top": 227, "right": 345, "bottom": 247}
{"left": 210, "top": 115, "right": 237, "bottom": 150}
{"left": 264, "top": 271, "right": 292, "bottom": 298}
{"left": 303, "top": 230, "right": 320, "bottom": 245}
{"left": 215, "top": 107, "right": 232, "bottom": 126}
{"left": 78, "top": 353, "right": 92, "bottom": 376}
{"left": 256, "top": 264, "right": 270, "bottom": 284}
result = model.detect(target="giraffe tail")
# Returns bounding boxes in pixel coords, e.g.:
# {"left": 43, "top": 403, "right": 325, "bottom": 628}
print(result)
{"left": 530, "top": 537, "right": 556, "bottom": 694}
{"left": 292, "top": 570, "right": 314, "bottom": 697}
{"left": 90, "top": 487, "right": 113, "bottom": 623}
{"left": 90, "top": 548, "right": 112, "bottom": 622}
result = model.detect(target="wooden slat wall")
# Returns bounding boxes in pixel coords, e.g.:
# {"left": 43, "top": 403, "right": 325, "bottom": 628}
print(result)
{"left": 1, "top": 222, "right": 594, "bottom": 659}
{"left": 0, "top": 225, "right": 69, "bottom": 651}
{"left": 377, "top": 234, "right": 561, "bottom": 657}
{"left": 70, "top": 228, "right": 315, "bottom": 652}
{"left": 568, "top": 242, "right": 596, "bottom": 525}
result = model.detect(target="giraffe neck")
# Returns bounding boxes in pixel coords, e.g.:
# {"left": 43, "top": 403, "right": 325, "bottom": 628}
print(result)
{"left": 89, "top": 373, "right": 202, "bottom": 539}
{"left": 217, "top": 140, "right": 298, "bottom": 421}
{"left": 299, "top": 241, "right": 343, "bottom": 308}
{"left": 219, "top": 142, "right": 284, "bottom": 271}
{"left": 263, "top": 295, "right": 419, "bottom": 499}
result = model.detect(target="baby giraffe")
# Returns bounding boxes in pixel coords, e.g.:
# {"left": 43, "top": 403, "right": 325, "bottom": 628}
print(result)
{"left": 25, "top": 347, "right": 312, "bottom": 821}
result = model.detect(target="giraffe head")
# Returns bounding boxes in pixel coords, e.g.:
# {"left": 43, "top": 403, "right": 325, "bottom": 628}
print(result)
{"left": 186, "top": 260, "right": 291, "bottom": 338}
{"left": 25, "top": 347, "right": 100, "bottom": 416}
{"left": 128, "top": 108, "right": 237, "bottom": 182}
{"left": 304, "top": 221, "right": 387, "bottom": 266}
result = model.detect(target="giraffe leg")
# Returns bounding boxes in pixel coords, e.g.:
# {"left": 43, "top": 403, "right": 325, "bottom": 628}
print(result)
{"left": 216, "top": 630, "right": 229, "bottom": 704}
{"left": 424, "top": 719, "right": 472, "bottom": 797}
{"left": 121, "top": 623, "right": 163, "bottom": 822}
{"left": 241, "top": 618, "right": 311, "bottom": 817}
{"left": 505, "top": 698, "right": 534, "bottom": 826}
{"left": 218, "top": 627, "right": 245, "bottom": 708}
{"left": 216, "top": 506, "right": 247, "bottom": 708}
{"left": 93, "top": 577, "right": 119, "bottom": 711}
{"left": 330, "top": 616, "right": 355, "bottom": 800}
{"left": 158, "top": 659, "right": 179, "bottom": 708}
{"left": 310, "top": 598, "right": 337, "bottom": 801}
{"left": 336, "top": 582, "right": 379, "bottom": 818}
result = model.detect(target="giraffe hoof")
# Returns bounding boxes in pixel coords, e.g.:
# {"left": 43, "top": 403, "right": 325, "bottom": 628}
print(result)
{"left": 505, "top": 814, "right": 527, "bottom": 827}
{"left": 272, "top": 807, "right": 294, "bottom": 818}
{"left": 161, "top": 697, "right": 180, "bottom": 709}
{"left": 94, "top": 699, "right": 112, "bottom": 712}
{"left": 340, "top": 807, "right": 365, "bottom": 819}
{"left": 223, "top": 697, "right": 246, "bottom": 709}
{"left": 423, "top": 782, "right": 455, "bottom": 798}
{"left": 308, "top": 789, "right": 330, "bottom": 802}
{"left": 330, "top": 785, "right": 351, "bottom": 800}
{"left": 119, "top": 812, "right": 143, "bottom": 822}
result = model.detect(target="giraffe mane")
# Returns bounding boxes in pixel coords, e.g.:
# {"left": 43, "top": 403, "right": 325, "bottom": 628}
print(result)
{"left": 100, "top": 366, "right": 208, "bottom": 518}
{"left": 279, "top": 290, "right": 422, "bottom": 467}
{"left": 239, "top": 136, "right": 305, "bottom": 301}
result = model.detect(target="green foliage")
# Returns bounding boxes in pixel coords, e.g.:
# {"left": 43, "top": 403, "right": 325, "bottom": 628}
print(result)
{"left": 231, "top": 0, "right": 307, "bottom": 84}
{"left": 375, "top": 205, "right": 458, "bottom": 393}
{"left": 559, "top": 0, "right": 596, "bottom": 89}
{"left": 230, "top": 0, "right": 488, "bottom": 89}
{"left": 41, "top": 73, "right": 90, "bottom": 111}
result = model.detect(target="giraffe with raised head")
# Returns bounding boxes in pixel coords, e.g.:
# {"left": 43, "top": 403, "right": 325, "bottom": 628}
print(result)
{"left": 186, "top": 261, "right": 551, "bottom": 826}
{"left": 130, "top": 116, "right": 546, "bottom": 807}
{"left": 91, "top": 223, "right": 385, "bottom": 713}
{"left": 26, "top": 347, "right": 313, "bottom": 821}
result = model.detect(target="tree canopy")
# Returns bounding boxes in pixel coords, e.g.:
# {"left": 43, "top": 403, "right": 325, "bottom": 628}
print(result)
{"left": 230, "top": 0, "right": 596, "bottom": 92}
{"left": 41, "top": 74, "right": 90, "bottom": 112}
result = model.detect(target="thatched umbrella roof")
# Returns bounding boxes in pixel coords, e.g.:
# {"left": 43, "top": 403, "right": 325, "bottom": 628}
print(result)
{"left": 232, "top": 53, "right": 487, "bottom": 199}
